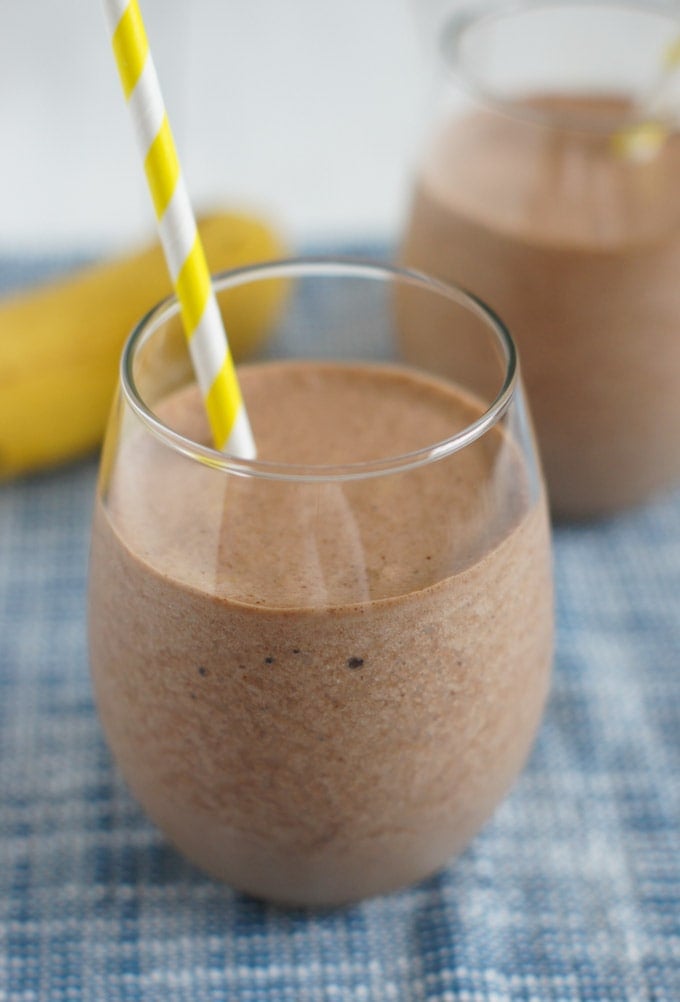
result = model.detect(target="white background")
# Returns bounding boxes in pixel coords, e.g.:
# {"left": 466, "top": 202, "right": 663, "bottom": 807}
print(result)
{"left": 2, "top": 1, "right": 673, "bottom": 255}
{"left": 0, "top": 0, "right": 437, "bottom": 254}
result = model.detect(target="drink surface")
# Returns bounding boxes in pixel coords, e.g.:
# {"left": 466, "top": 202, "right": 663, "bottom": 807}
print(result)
{"left": 401, "top": 94, "right": 680, "bottom": 516}
{"left": 88, "top": 361, "right": 553, "bottom": 905}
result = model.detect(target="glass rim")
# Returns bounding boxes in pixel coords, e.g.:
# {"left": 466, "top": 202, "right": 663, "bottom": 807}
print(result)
{"left": 120, "top": 257, "right": 518, "bottom": 483}
{"left": 440, "top": 0, "right": 680, "bottom": 133}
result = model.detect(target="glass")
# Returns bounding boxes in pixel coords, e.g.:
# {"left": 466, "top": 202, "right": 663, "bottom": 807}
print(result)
{"left": 87, "top": 259, "right": 553, "bottom": 906}
{"left": 401, "top": 0, "right": 680, "bottom": 518}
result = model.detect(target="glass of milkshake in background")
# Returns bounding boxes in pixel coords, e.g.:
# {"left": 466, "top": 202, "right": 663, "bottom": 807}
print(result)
{"left": 88, "top": 260, "right": 553, "bottom": 906}
{"left": 401, "top": 1, "right": 680, "bottom": 518}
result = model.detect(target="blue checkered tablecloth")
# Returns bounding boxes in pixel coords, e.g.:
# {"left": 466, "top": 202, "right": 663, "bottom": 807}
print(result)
{"left": 1, "top": 254, "right": 679, "bottom": 1001}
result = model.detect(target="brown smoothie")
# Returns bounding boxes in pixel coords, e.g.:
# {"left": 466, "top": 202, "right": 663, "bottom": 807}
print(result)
{"left": 88, "top": 361, "right": 553, "bottom": 906}
{"left": 400, "top": 95, "right": 680, "bottom": 517}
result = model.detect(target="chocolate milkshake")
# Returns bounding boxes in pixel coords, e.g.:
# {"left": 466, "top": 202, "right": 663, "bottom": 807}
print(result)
{"left": 88, "top": 361, "right": 552, "bottom": 906}
{"left": 401, "top": 96, "right": 680, "bottom": 517}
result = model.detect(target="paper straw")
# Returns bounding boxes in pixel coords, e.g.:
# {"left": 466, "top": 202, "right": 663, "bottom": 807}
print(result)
{"left": 102, "top": 0, "right": 256, "bottom": 458}
{"left": 612, "top": 35, "right": 680, "bottom": 162}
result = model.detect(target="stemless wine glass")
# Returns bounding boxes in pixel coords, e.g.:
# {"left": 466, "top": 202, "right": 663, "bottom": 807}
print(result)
{"left": 401, "top": 0, "right": 680, "bottom": 518}
{"left": 88, "top": 259, "right": 553, "bottom": 907}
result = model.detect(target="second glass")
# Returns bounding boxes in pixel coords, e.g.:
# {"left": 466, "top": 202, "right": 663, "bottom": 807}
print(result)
{"left": 401, "top": 0, "right": 680, "bottom": 518}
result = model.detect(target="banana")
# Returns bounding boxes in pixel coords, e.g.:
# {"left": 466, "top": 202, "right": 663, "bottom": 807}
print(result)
{"left": 0, "top": 211, "right": 287, "bottom": 479}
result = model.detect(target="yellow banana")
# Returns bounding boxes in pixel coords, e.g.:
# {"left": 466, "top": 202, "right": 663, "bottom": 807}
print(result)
{"left": 0, "top": 211, "right": 287, "bottom": 479}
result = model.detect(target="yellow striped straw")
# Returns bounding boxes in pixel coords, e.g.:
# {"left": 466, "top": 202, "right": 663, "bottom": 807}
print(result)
{"left": 612, "top": 35, "right": 680, "bottom": 162}
{"left": 103, "top": 0, "right": 256, "bottom": 458}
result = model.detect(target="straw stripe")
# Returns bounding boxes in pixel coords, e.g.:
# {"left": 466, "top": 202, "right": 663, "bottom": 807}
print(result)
{"left": 127, "top": 60, "right": 165, "bottom": 165}
{"left": 191, "top": 299, "right": 231, "bottom": 385}
{"left": 223, "top": 407, "right": 258, "bottom": 456}
{"left": 206, "top": 358, "right": 243, "bottom": 450}
{"left": 111, "top": 0, "right": 148, "bottom": 98}
{"left": 144, "top": 115, "right": 180, "bottom": 219}
{"left": 664, "top": 37, "right": 680, "bottom": 69}
{"left": 157, "top": 183, "right": 196, "bottom": 278}
{"left": 103, "top": 0, "right": 256, "bottom": 458}
{"left": 176, "top": 235, "right": 212, "bottom": 335}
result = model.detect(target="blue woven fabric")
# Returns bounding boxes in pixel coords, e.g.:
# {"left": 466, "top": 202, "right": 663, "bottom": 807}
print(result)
{"left": 1, "top": 256, "right": 679, "bottom": 1001}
